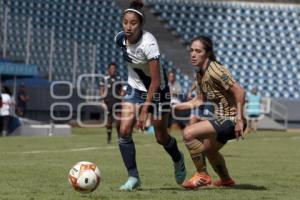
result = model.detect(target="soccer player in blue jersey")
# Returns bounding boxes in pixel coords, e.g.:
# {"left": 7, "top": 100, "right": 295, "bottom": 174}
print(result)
{"left": 114, "top": 0, "right": 186, "bottom": 190}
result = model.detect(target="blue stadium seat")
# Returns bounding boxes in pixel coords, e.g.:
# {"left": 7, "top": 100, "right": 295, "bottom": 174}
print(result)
{"left": 146, "top": 0, "right": 300, "bottom": 99}
{"left": 3, "top": 0, "right": 300, "bottom": 99}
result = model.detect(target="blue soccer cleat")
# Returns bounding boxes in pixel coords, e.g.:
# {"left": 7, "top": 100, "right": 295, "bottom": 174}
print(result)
{"left": 119, "top": 176, "right": 141, "bottom": 191}
{"left": 173, "top": 152, "right": 187, "bottom": 184}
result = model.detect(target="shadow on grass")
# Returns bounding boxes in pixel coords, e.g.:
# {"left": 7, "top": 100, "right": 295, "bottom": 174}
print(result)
{"left": 139, "top": 184, "right": 267, "bottom": 192}
{"left": 225, "top": 184, "right": 268, "bottom": 191}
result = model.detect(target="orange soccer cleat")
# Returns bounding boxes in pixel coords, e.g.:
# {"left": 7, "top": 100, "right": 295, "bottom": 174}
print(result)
{"left": 182, "top": 172, "right": 212, "bottom": 189}
{"left": 213, "top": 178, "right": 235, "bottom": 187}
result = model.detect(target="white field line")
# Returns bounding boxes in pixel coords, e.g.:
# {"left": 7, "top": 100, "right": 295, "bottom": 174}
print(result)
{"left": 19, "top": 143, "right": 153, "bottom": 154}
{"left": 5, "top": 136, "right": 300, "bottom": 155}
{"left": 226, "top": 136, "right": 300, "bottom": 143}
{"left": 291, "top": 136, "right": 300, "bottom": 140}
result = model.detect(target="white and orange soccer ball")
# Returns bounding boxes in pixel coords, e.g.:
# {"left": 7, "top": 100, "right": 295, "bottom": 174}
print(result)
{"left": 68, "top": 161, "right": 101, "bottom": 194}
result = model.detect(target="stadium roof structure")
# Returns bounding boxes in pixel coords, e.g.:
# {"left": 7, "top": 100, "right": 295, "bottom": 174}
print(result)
{"left": 4, "top": 77, "right": 51, "bottom": 87}
{"left": 0, "top": 61, "right": 38, "bottom": 77}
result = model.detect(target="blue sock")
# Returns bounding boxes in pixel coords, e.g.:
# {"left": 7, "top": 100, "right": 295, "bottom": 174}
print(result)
{"left": 119, "top": 136, "right": 139, "bottom": 178}
{"left": 163, "top": 136, "right": 181, "bottom": 163}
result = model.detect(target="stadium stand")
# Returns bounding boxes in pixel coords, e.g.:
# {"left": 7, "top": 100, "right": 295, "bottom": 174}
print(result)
{"left": 0, "top": 0, "right": 185, "bottom": 90}
{"left": 0, "top": 0, "right": 299, "bottom": 128}
{"left": 146, "top": 0, "right": 300, "bottom": 99}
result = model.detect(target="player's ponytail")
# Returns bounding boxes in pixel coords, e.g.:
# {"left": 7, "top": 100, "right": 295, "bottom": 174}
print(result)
{"left": 129, "top": 0, "right": 144, "bottom": 10}
{"left": 124, "top": 0, "right": 145, "bottom": 25}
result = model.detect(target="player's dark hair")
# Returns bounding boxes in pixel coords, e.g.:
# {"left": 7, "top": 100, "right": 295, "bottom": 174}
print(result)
{"left": 191, "top": 36, "right": 218, "bottom": 62}
{"left": 108, "top": 62, "right": 117, "bottom": 69}
{"left": 2, "top": 85, "right": 12, "bottom": 96}
{"left": 123, "top": 0, "right": 145, "bottom": 25}
{"left": 129, "top": 0, "right": 144, "bottom": 10}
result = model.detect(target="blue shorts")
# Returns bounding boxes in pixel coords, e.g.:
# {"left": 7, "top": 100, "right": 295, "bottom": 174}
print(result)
{"left": 124, "top": 85, "right": 171, "bottom": 115}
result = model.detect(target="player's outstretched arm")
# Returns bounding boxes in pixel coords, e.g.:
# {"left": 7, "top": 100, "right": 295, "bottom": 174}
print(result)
{"left": 173, "top": 95, "right": 203, "bottom": 111}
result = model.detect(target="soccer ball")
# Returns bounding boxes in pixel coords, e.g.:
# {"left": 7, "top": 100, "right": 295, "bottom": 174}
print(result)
{"left": 68, "top": 161, "right": 101, "bottom": 194}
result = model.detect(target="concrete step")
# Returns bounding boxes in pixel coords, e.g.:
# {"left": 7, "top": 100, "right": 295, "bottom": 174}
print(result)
{"left": 258, "top": 115, "right": 286, "bottom": 130}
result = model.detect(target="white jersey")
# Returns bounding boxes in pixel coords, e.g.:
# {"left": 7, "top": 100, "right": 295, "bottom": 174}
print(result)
{"left": 0, "top": 93, "right": 12, "bottom": 116}
{"left": 115, "top": 31, "right": 167, "bottom": 92}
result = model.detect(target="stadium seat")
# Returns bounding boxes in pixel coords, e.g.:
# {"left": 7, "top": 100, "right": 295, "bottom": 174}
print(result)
{"left": 3, "top": 0, "right": 300, "bottom": 99}
{"left": 146, "top": 0, "right": 300, "bottom": 99}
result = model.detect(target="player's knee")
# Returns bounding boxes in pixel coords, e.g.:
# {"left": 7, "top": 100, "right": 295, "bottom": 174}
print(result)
{"left": 155, "top": 135, "right": 165, "bottom": 145}
{"left": 183, "top": 128, "right": 194, "bottom": 142}
{"left": 106, "top": 124, "right": 113, "bottom": 129}
{"left": 155, "top": 133, "right": 168, "bottom": 145}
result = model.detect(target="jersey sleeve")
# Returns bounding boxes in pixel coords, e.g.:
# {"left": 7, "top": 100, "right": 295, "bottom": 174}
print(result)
{"left": 114, "top": 31, "right": 125, "bottom": 47}
{"left": 212, "top": 64, "right": 236, "bottom": 90}
{"left": 143, "top": 34, "right": 160, "bottom": 60}
{"left": 99, "top": 76, "right": 108, "bottom": 86}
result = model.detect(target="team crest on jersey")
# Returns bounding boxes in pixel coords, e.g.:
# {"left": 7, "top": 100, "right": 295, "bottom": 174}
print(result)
{"left": 135, "top": 48, "right": 144, "bottom": 57}
{"left": 221, "top": 74, "right": 229, "bottom": 82}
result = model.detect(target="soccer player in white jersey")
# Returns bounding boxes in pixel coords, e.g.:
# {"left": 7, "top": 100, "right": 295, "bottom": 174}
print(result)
{"left": 114, "top": 0, "right": 186, "bottom": 191}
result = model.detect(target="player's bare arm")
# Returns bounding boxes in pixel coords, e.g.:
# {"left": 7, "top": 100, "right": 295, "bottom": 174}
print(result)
{"left": 137, "top": 59, "right": 161, "bottom": 130}
{"left": 173, "top": 94, "right": 203, "bottom": 111}
{"left": 230, "top": 83, "right": 246, "bottom": 140}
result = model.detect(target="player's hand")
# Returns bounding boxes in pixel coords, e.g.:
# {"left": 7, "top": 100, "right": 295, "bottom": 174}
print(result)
{"left": 235, "top": 119, "right": 244, "bottom": 141}
{"left": 187, "top": 92, "right": 193, "bottom": 100}
{"left": 137, "top": 109, "right": 148, "bottom": 131}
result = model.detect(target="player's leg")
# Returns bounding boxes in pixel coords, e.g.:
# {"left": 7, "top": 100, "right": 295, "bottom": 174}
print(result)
{"left": 203, "top": 118, "right": 239, "bottom": 187}
{"left": 174, "top": 109, "right": 186, "bottom": 130}
{"left": 248, "top": 117, "right": 254, "bottom": 133}
{"left": 182, "top": 118, "right": 213, "bottom": 189}
{"left": 167, "top": 110, "right": 173, "bottom": 131}
{"left": 183, "top": 120, "right": 217, "bottom": 141}
{"left": 152, "top": 113, "right": 186, "bottom": 184}
{"left": 118, "top": 102, "right": 141, "bottom": 190}
{"left": 182, "top": 138, "right": 212, "bottom": 189}
{"left": 185, "top": 116, "right": 206, "bottom": 173}
{"left": 203, "top": 138, "right": 235, "bottom": 187}
{"left": 106, "top": 111, "right": 113, "bottom": 144}
{"left": 114, "top": 102, "right": 122, "bottom": 138}
{"left": 253, "top": 118, "right": 258, "bottom": 133}
{"left": 1, "top": 115, "right": 9, "bottom": 136}
{"left": 115, "top": 112, "right": 121, "bottom": 138}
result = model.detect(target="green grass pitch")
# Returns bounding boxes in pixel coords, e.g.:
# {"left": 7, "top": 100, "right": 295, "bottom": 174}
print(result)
{"left": 0, "top": 128, "right": 300, "bottom": 200}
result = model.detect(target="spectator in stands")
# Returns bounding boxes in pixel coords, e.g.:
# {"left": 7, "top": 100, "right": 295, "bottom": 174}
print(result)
{"left": 16, "top": 84, "right": 29, "bottom": 117}
{"left": 114, "top": 0, "right": 186, "bottom": 190}
{"left": 0, "top": 86, "right": 13, "bottom": 136}
{"left": 99, "top": 63, "right": 123, "bottom": 144}
{"left": 174, "top": 36, "right": 246, "bottom": 189}
{"left": 168, "top": 71, "right": 186, "bottom": 130}
{"left": 246, "top": 87, "right": 262, "bottom": 133}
